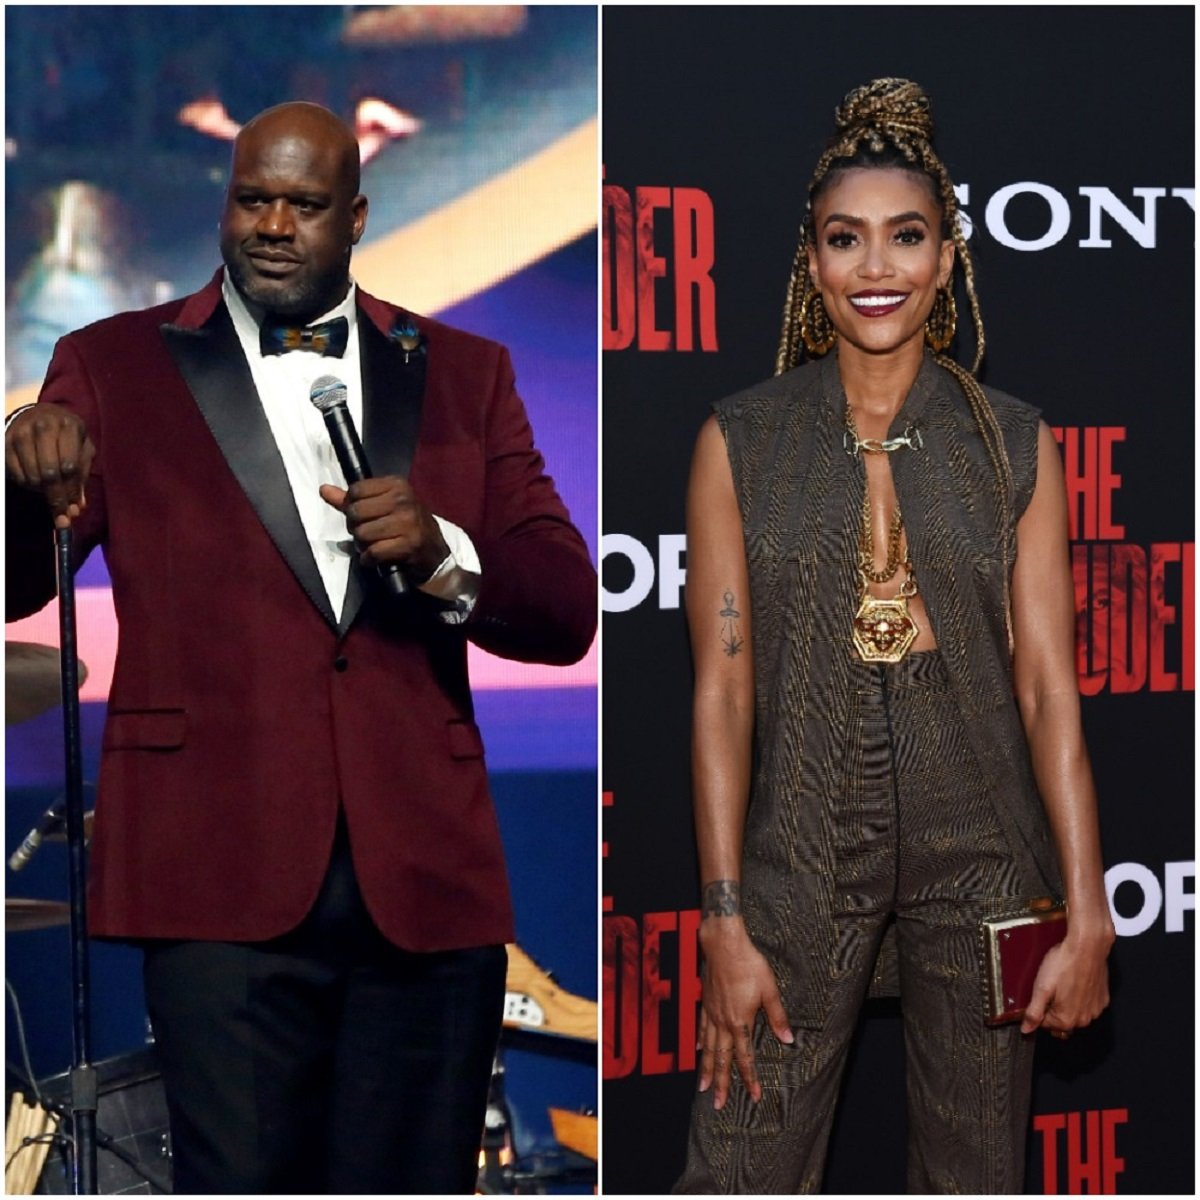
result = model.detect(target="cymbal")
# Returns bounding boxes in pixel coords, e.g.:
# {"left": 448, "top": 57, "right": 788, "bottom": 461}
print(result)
{"left": 5, "top": 642, "right": 88, "bottom": 725}
{"left": 6, "top": 898, "right": 70, "bottom": 932}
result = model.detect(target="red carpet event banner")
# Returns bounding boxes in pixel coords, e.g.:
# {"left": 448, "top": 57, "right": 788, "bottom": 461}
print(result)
{"left": 601, "top": 7, "right": 1193, "bottom": 1195}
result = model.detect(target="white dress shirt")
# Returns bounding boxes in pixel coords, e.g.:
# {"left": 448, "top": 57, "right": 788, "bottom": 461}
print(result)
{"left": 221, "top": 272, "right": 480, "bottom": 623}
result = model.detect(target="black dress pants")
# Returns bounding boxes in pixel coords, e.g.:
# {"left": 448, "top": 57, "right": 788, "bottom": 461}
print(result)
{"left": 142, "top": 817, "right": 507, "bottom": 1194}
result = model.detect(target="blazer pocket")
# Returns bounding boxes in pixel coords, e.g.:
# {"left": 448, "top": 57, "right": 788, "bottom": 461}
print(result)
{"left": 103, "top": 709, "right": 187, "bottom": 750}
{"left": 446, "top": 718, "right": 485, "bottom": 760}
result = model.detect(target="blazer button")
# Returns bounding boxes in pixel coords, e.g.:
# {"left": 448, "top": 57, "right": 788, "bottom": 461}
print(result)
{"left": 333, "top": 655, "right": 349, "bottom": 672}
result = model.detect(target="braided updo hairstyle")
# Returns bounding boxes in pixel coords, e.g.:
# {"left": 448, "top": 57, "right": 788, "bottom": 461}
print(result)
{"left": 777, "top": 77, "right": 1018, "bottom": 650}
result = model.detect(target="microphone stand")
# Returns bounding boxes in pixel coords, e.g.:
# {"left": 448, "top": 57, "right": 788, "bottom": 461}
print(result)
{"left": 57, "top": 526, "right": 97, "bottom": 1193}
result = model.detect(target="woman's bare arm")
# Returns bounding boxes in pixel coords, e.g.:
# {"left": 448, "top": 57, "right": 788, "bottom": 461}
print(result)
{"left": 686, "top": 415, "right": 793, "bottom": 1108}
{"left": 1011, "top": 420, "right": 1115, "bottom": 1035}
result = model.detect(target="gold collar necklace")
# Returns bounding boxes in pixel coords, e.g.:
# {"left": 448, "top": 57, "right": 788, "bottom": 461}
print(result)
{"left": 843, "top": 423, "right": 924, "bottom": 457}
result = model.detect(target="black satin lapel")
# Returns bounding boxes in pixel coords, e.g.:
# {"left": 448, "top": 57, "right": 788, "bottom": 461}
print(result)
{"left": 359, "top": 313, "right": 425, "bottom": 481}
{"left": 337, "top": 561, "right": 366, "bottom": 636}
{"left": 160, "top": 307, "right": 339, "bottom": 630}
{"left": 340, "top": 313, "right": 426, "bottom": 631}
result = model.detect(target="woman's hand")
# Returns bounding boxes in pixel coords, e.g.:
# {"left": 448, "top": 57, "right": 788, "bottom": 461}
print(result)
{"left": 698, "top": 915, "right": 793, "bottom": 1109}
{"left": 1020, "top": 921, "right": 1114, "bottom": 1038}
{"left": 1011, "top": 423, "right": 1117, "bottom": 1042}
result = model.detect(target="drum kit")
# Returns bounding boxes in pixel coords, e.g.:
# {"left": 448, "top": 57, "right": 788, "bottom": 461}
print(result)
{"left": 481, "top": 946, "right": 598, "bottom": 1194}
{"left": 6, "top": 640, "right": 121, "bottom": 1196}
{"left": 5, "top": 642, "right": 598, "bottom": 1194}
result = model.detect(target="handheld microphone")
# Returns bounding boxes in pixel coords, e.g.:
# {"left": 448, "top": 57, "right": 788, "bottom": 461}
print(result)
{"left": 9, "top": 796, "right": 67, "bottom": 872}
{"left": 310, "top": 375, "right": 407, "bottom": 597}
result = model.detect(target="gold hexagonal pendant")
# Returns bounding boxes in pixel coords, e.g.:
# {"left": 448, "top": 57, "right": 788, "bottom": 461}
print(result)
{"left": 852, "top": 595, "right": 918, "bottom": 664}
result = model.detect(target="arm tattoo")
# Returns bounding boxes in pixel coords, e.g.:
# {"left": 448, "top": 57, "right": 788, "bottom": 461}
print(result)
{"left": 719, "top": 590, "right": 744, "bottom": 658}
{"left": 702, "top": 879, "right": 741, "bottom": 918}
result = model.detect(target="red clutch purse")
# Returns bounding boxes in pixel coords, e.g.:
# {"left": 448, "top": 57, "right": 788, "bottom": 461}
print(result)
{"left": 981, "top": 898, "right": 1068, "bottom": 1026}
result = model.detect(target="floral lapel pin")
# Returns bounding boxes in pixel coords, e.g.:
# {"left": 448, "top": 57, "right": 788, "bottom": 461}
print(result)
{"left": 389, "top": 317, "right": 427, "bottom": 363}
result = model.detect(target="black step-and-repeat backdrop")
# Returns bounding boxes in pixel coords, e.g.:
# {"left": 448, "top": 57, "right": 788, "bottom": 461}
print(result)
{"left": 601, "top": 7, "right": 1193, "bottom": 1195}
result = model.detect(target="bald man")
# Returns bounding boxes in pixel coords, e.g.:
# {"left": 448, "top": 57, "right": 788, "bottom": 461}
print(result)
{"left": 6, "top": 102, "right": 596, "bottom": 1193}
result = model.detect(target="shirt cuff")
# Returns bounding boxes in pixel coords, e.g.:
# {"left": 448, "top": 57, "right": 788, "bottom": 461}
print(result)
{"left": 420, "top": 515, "right": 481, "bottom": 623}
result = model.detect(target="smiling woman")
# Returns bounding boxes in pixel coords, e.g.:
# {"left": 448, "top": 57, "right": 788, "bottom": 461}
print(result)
{"left": 808, "top": 171, "right": 953, "bottom": 361}
{"left": 673, "top": 78, "right": 1114, "bottom": 1195}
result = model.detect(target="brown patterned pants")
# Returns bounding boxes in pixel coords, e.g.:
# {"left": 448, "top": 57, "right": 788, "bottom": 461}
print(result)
{"left": 675, "top": 651, "right": 1036, "bottom": 1194}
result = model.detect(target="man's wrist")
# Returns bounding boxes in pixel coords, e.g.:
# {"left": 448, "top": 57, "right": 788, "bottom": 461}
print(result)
{"left": 413, "top": 548, "right": 454, "bottom": 587}
{"left": 418, "top": 515, "right": 481, "bottom": 621}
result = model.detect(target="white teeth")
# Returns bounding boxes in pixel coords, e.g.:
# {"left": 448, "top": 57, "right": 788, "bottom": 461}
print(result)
{"left": 850, "top": 294, "right": 907, "bottom": 308}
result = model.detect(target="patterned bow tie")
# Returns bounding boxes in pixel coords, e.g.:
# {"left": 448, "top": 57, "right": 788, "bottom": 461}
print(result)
{"left": 260, "top": 316, "right": 349, "bottom": 358}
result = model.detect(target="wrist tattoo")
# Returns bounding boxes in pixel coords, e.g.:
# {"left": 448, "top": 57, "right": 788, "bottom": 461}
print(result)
{"left": 702, "top": 880, "right": 741, "bottom": 918}
{"left": 719, "top": 590, "right": 744, "bottom": 657}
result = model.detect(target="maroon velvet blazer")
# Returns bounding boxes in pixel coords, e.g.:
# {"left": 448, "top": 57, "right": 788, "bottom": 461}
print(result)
{"left": 7, "top": 270, "right": 596, "bottom": 951}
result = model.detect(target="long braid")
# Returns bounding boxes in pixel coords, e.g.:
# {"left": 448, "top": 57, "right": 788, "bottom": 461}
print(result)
{"left": 778, "top": 78, "right": 1015, "bottom": 651}
{"left": 775, "top": 236, "right": 811, "bottom": 375}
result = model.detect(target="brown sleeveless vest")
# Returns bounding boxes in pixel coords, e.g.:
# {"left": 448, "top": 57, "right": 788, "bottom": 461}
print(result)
{"left": 715, "top": 350, "right": 1063, "bottom": 1030}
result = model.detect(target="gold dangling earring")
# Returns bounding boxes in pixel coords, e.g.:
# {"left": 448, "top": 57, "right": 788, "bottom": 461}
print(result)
{"left": 799, "top": 288, "right": 837, "bottom": 356}
{"left": 924, "top": 286, "right": 957, "bottom": 353}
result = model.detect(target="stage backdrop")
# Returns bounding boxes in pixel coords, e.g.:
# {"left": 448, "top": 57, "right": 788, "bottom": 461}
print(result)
{"left": 601, "top": 7, "right": 1193, "bottom": 1195}
{"left": 5, "top": 5, "right": 596, "bottom": 1187}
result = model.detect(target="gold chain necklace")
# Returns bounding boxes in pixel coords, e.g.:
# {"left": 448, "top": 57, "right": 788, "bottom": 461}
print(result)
{"left": 847, "top": 404, "right": 919, "bottom": 664}
{"left": 858, "top": 487, "right": 905, "bottom": 583}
